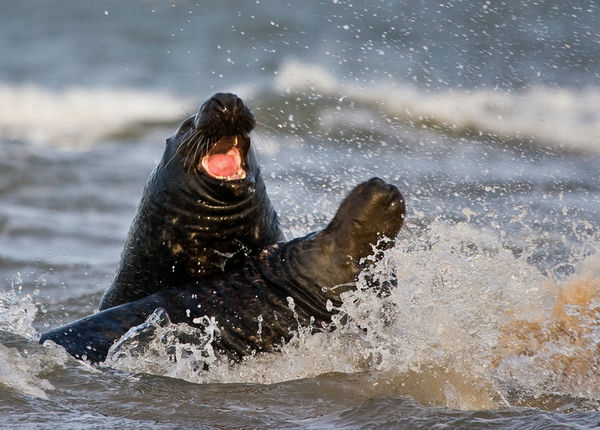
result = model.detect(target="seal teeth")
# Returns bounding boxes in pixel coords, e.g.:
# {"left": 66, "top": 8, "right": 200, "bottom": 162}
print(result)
{"left": 211, "top": 169, "right": 246, "bottom": 181}
{"left": 226, "top": 169, "right": 246, "bottom": 181}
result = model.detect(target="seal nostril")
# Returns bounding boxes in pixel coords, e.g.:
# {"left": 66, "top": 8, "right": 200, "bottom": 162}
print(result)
{"left": 211, "top": 97, "right": 227, "bottom": 114}
{"left": 210, "top": 93, "right": 243, "bottom": 115}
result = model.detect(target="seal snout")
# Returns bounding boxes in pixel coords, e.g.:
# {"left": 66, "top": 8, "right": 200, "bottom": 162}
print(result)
{"left": 209, "top": 92, "right": 243, "bottom": 115}
{"left": 194, "top": 93, "right": 256, "bottom": 137}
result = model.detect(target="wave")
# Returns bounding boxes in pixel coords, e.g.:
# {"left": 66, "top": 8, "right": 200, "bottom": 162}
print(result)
{"left": 0, "top": 84, "right": 192, "bottom": 147}
{"left": 275, "top": 59, "right": 600, "bottom": 154}
{"left": 3, "top": 220, "right": 599, "bottom": 408}
{"left": 4, "top": 75, "right": 596, "bottom": 154}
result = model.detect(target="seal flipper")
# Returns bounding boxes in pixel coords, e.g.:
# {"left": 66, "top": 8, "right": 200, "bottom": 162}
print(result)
{"left": 258, "top": 177, "right": 405, "bottom": 315}
{"left": 40, "top": 294, "right": 169, "bottom": 364}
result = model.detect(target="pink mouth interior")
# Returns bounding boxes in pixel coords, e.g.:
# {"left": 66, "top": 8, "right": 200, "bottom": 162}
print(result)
{"left": 201, "top": 147, "right": 246, "bottom": 180}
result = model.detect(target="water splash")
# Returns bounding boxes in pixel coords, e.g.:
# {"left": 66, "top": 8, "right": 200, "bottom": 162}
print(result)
{"left": 0, "top": 279, "right": 40, "bottom": 340}
{"left": 493, "top": 254, "right": 600, "bottom": 401}
{"left": 0, "top": 284, "right": 63, "bottom": 399}
{"left": 0, "top": 344, "right": 55, "bottom": 399}
{"left": 105, "top": 308, "right": 221, "bottom": 379}
{"left": 100, "top": 219, "right": 600, "bottom": 410}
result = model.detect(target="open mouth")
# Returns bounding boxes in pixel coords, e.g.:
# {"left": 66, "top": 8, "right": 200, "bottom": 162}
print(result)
{"left": 199, "top": 135, "right": 247, "bottom": 181}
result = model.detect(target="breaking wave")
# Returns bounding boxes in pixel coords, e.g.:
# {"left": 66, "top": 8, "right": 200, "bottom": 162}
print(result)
{"left": 0, "top": 84, "right": 192, "bottom": 147}
{"left": 275, "top": 59, "right": 600, "bottom": 154}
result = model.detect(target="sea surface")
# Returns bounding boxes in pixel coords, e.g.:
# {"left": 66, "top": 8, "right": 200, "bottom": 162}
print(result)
{"left": 1, "top": 1, "right": 600, "bottom": 428}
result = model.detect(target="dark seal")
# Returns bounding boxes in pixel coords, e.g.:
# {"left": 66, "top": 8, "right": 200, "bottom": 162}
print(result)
{"left": 41, "top": 179, "right": 404, "bottom": 363}
{"left": 40, "top": 94, "right": 406, "bottom": 364}
{"left": 99, "top": 93, "right": 282, "bottom": 310}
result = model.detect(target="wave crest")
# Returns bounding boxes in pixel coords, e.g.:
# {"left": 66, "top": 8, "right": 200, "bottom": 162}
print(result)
{"left": 0, "top": 84, "right": 191, "bottom": 147}
{"left": 275, "top": 59, "right": 600, "bottom": 153}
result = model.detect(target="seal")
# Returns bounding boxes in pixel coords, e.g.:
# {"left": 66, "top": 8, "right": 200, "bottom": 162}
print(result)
{"left": 99, "top": 93, "right": 282, "bottom": 310}
{"left": 40, "top": 178, "right": 405, "bottom": 363}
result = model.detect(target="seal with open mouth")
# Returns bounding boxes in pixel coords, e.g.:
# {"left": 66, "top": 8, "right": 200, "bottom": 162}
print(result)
{"left": 98, "top": 93, "right": 282, "bottom": 310}
{"left": 40, "top": 93, "right": 406, "bottom": 364}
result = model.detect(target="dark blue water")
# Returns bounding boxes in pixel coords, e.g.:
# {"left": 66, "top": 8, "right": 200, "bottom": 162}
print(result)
{"left": 1, "top": 1, "right": 600, "bottom": 428}
{"left": 3, "top": 0, "right": 598, "bottom": 90}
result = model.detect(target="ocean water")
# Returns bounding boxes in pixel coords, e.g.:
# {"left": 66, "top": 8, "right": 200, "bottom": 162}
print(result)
{"left": 1, "top": 1, "right": 600, "bottom": 428}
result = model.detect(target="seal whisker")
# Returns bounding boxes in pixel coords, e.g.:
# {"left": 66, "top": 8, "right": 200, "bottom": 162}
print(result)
{"left": 187, "top": 133, "right": 208, "bottom": 174}
{"left": 189, "top": 134, "right": 207, "bottom": 174}
{"left": 255, "top": 120, "right": 282, "bottom": 135}
{"left": 163, "top": 145, "right": 183, "bottom": 170}
{"left": 183, "top": 137, "right": 195, "bottom": 174}
{"left": 182, "top": 130, "right": 204, "bottom": 173}
{"left": 163, "top": 129, "right": 199, "bottom": 170}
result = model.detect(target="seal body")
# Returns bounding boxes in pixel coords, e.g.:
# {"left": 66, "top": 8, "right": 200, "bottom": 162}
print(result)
{"left": 41, "top": 178, "right": 405, "bottom": 363}
{"left": 99, "top": 93, "right": 282, "bottom": 310}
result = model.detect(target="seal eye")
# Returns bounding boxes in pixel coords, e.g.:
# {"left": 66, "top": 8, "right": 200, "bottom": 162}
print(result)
{"left": 175, "top": 116, "right": 195, "bottom": 137}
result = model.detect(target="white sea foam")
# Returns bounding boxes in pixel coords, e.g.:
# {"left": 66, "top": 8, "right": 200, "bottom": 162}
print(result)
{"left": 0, "top": 288, "right": 60, "bottom": 399}
{"left": 0, "top": 344, "right": 55, "bottom": 399}
{"left": 104, "top": 308, "right": 221, "bottom": 379}
{"left": 0, "top": 286, "right": 39, "bottom": 340}
{"left": 275, "top": 59, "right": 600, "bottom": 153}
{"left": 0, "top": 84, "right": 192, "bottom": 147}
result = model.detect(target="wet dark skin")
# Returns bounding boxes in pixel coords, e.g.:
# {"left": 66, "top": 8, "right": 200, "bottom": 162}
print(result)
{"left": 40, "top": 94, "right": 406, "bottom": 364}
{"left": 99, "top": 93, "right": 281, "bottom": 310}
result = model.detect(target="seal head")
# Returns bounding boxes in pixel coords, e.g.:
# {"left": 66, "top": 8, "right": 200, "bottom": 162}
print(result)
{"left": 177, "top": 92, "right": 256, "bottom": 184}
{"left": 98, "top": 93, "right": 282, "bottom": 310}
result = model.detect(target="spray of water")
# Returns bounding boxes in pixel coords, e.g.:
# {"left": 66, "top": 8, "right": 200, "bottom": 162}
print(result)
{"left": 0, "top": 276, "right": 39, "bottom": 340}
{"left": 100, "top": 220, "right": 599, "bottom": 409}
{"left": 0, "top": 282, "right": 67, "bottom": 399}
{"left": 2, "top": 211, "right": 596, "bottom": 408}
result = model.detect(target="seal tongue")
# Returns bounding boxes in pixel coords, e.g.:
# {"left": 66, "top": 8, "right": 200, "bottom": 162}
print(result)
{"left": 201, "top": 147, "right": 245, "bottom": 180}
